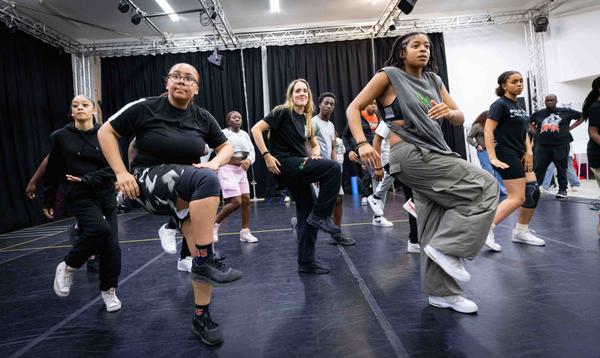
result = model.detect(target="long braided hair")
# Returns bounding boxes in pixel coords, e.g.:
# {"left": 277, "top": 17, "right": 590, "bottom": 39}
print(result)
{"left": 582, "top": 76, "right": 600, "bottom": 118}
{"left": 383, "top": 32, "right": 438, "bottom": 73}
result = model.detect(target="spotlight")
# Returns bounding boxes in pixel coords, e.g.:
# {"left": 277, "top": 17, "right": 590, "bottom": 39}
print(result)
{"left": 209, "top": 10, "right": 217, "bottom": 20}
{"left": 118, "top": 0, "right": 130, "bottom": 13}
{"left": 398, "top": 0, "right": 417, "bottom": 15}
{"left": 533, "top": 16, "right": 549, "bottom": 33}
{"left": 388, "top": 24, "right": 396, "bottom": 31}
{"left": 207, "top": 49, "right": 223, "bottom": 70}
{"left": 131, "top": 12, "right": 142, "bottom": 25}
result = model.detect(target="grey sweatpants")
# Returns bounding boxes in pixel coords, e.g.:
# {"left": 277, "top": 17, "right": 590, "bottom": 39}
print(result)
{"left": 388, "top": 141, "right": 499, "bottom": 296}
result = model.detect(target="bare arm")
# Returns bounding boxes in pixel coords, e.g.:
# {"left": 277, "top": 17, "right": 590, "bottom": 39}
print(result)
{"left": 484, "top": 119, "right": 508, "bottom": 169}
{"left": 252, "top": 119, "right": 281, "bottom": 175}
{"left": 431, "top": 84, "right": 464, "bottom": 125}
{"left": 98, "top": 122, "right": 139, "bottom": 199}
{"left": 26, "top": 155, "right": 49, "bottom": 199}
{"left": 372, "top": 134, "right": 384, "bottom": 180}
{"left": 569, "top": 117, "right": 586, "bottom": 131}
{"left": 309, "top": 136, "right": 320, "bottom": 157}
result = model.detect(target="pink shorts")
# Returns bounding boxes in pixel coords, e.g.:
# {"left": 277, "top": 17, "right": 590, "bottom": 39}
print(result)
{"left": 217, "top": 164, "right": 250, "bottom": 199}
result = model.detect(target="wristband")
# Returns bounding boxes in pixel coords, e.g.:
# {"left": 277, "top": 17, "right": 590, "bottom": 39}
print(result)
{"left": 261, "top": 151, "right": 270, "bottom": 157}
{"left": 356, "top": 141, "right": 368, "bottom": 149}
{"left": 374, "top": 167, "right": 383, "bottom": 171}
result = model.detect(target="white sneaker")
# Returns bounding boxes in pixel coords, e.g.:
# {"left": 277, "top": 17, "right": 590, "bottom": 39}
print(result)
{"left": 158, "top": 224, "right": 177, "bottom": 254}
{"left": 240, "top": 228, "right": 258, "bottom": 243}
{"left": 407, "top": 241, "right": 421, "bottom": 253}
{"left": 284, "top": 196, "right": 291, "bottom": 203}
{"left": 512, "top": 229, "right": 545, "bottom": 246}
{"left": 402, "top": 198, "right": 417, "bottom": 218}
{"left": 423, "top": 245, "right": 471, "bottom": 282}
{"left": 372, "top": 216, "right": 393, "bottom": 227}
{"left": 367, "top": 195, "right": 384, "bottom": 216}
{"left": 177, "top": 256, "right": 193, "bottom": 272}
{"left": 53, "top": 261, "right": 75, "bottom": 297}
{"left": 485, "top": 230, "right": 502, "bottom": 252}
{"left": 101, "top": 288, "right": 122, "bottom": 312}
{"left": 213, "top": 223, "right": 220, "bottom": 243}
{"left": 429, "top": 295, "right": 478, "bottom": 314}
{"left": 361, "top": 197, "right": 367, "bottom": 206}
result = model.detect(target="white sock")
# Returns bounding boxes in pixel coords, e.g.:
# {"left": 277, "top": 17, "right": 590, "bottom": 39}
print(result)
{"left": 516, "top": 223, "right": 528, "bottom": 232}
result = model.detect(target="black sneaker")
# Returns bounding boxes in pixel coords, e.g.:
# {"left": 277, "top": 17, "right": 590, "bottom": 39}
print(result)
{"left": 191, "top": 255, "right": 242, "bottom": 286}
{"left": 298, "top": 261, "right": 330, "bottom": 274}
{"left": 329, "top": 232, "right": 356, "bottom": 246}
{"left": 555, "top": 190, "right": 567, "bottom": 198}
{"left": 306, "top": 213, "right": 341, "bottom": 235}
{"left": 192, "top": 314, "right": 223, "bottom": 346}
{"left": 86, "top": 256, "right": 99, "bottom": 273}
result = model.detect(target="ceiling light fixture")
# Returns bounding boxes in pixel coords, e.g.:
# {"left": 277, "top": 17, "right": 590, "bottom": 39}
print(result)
{"left": 155, "top": 0, "right": 180, "bottom": 22}
{"left": 118, "top": 0, "right": 130, "bottom": 13}
{"left": 269, "top": 0, "right": 280, "bottom": 14}
{"left": 131, "top": 11, "right": 142, "bottom": 25}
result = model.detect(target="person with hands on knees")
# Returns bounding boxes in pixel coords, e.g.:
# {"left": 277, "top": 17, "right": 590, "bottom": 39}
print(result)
{"left": 347, "top": 32, "right": 498, "bottom": 314}
{"left": 214, "top": 110, "right": 259, "bottom": 243}
{"left": 42, "top": 95, "right": 121, "bottom": 312}
{"left": 252, "top": 79, "right": 342, "bottom": 275}
{"left": 484, "top": 71, "right": 545, "bottom": 252}
{"left": 98, "top": 63, "right": 241, "bottom": 346}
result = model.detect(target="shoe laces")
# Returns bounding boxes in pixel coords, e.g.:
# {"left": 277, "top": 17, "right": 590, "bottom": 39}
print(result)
{"left": 210, "top": 256, "right": 229, "bottom": 271}
{"left": 64, "top": 268, "right": 75, "bottom": 285}
{"left": 197, "top": 314, "right": 218, "bottom": 329}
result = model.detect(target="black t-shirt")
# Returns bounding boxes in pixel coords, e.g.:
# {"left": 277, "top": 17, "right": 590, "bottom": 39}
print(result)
{"left": 488, "top": 96, "right": 529, "bottom": 155}
{"left": 264, "top": 107, "right": 310, "bottom": 159}
{"left": 586, "top": 101, "right": 600, "bottom": 168}
{"left": 530, "top": 107, "right": 581, "bottom": 146}
{"left": 109, "top": 96, "right": 227, "bottom": 168}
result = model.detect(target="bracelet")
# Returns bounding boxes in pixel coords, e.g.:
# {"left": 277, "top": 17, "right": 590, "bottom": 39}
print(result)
{"left": 356, "top": 141, "right": 368, "bottom": 149}
{"left": 374, "top": 167, "right": 383, "bottom": 170}
{"left": 261, "top": 151, "right": 270, "bottom": 157}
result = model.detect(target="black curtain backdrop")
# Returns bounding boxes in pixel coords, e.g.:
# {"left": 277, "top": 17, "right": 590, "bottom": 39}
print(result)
{"left": 0, "top": 27, "right": 74, "bottom": 234}
{"left": 374, "top": 34, "right": 466, "bottom": 159}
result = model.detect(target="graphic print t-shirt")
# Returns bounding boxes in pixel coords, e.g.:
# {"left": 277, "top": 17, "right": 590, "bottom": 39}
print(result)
{"left": 488, "top": 96, "right": 529, "bottom": 155}
{"left": 530, "top": 107, "right": 581, "bottom": 145}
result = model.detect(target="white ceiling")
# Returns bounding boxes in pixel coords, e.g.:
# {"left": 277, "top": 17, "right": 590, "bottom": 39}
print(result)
{"left": 9, "top": 0, "right": 546, "bottom": 44}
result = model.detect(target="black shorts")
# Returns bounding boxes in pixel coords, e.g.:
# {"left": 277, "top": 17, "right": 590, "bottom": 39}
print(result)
{"left": 493, "top": 147, "right": 525, "bottom": 180}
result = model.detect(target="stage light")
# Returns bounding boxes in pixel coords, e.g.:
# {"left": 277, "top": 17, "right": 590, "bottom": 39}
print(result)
{"left": 533, "top": 16, "right": 549, "bottom": 32}
{"left": 210, "top": 10, "right": 217, "bottom": 20}
{"left": 118, "top": 0, "right": 130, "bottom": 13}
{"left": 398, "top": 0, "right": 417, "bottom": 15}
{"left": 208, "top": 49, "right": 223, "bottom": 70}
{"left": 131, "top": 12, "right": 142, "bottom": 25}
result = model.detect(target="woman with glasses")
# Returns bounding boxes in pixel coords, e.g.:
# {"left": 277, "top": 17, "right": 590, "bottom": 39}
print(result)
{"left": 98, "top": 63, "right": 241, "bottom": 346}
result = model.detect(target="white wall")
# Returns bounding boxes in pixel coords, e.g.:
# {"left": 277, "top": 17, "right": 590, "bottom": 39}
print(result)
{"left": 444, "top": 23, "right": 530, "bottom": 163}
{"left": 544, "top": 2, "right": 600, "bottom": 154}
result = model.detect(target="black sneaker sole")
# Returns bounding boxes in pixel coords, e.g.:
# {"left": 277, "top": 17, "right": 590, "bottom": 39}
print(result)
{"left": 306, "top": 217, "right": 341, "bottom": 235}
{"left": 328, "top": 239, "right": 356, "bottom": 246}
{"left": 190, "top": 272, "right": 242, "bottom": 287}
{"left": 192, "top": 326, "right": 223, "bottom": 346}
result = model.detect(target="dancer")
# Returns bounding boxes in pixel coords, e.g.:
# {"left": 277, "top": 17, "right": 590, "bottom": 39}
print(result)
{"left": 252, "top": 79, "right": 343, "bottom": 274}
{"left": 43, "top": 95, "right": 121, "bottom": 312}
{"left": 467, "top": 111, "right": 507, "bottom": 195}
{"left": 530, "top": 94, "right": 584, "bottom": 198}
{"left": 214, "top": 110, "right": 258, "bottom": 243}
{"left": 347, "top": 32, "right": 498, "bottom": 313}
{"left": 98, "top": 63, "right": 242, "bottom": 346}
{"left": 312, "top": 92, "right": 355, "bottom": 245}
{"left": 584, "top": 76, "right": 600, "bottom": 235}
{"left": 370, "top": 121, "right": 420, "bottom": 252}
{"left": 484, "top": 71, "right": 545, "bottom": 251}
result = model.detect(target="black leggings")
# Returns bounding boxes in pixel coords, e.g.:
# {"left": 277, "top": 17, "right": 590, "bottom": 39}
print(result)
{"left": 167, "top": 217, "right": 191, "bottom": 259}
{"left": 65, "top": 193, "right": 121, "bottom": 291}
{"left": 277, "top": 157, "right": 341, "bottom": 264}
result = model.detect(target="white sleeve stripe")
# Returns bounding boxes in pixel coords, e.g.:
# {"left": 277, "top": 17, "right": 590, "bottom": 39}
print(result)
{"left": 107, "top": 98, "right": 146, "bottom": 122}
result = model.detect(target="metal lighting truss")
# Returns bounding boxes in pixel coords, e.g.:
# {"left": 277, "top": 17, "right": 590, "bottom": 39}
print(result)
{"left": 197, "top": 0, "right": 237, "bottom": 48}
{"left": 0, "top": 0, "right": 81, "bottom": 53}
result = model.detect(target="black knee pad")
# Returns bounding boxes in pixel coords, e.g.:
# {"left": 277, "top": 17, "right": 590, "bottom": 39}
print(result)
{"left": 522, "top": 181, "right": 540, "bottom": 209}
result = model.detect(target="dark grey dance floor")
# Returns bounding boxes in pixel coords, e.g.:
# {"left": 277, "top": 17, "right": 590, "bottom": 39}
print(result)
{"left": 1, "top": 192, "right": 600, "bottom": 357}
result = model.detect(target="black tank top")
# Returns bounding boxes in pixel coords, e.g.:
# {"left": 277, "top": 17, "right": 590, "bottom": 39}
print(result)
{"left": 377, "top": 97, "right": 404, "bottom": 122}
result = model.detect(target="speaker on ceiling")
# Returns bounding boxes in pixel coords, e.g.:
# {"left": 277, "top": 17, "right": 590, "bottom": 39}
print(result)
{"left": 533, "top": 16, "right": 549, "bottom": 32}
{"left": 398, "top": 0, "right": 417, "bottom": 15}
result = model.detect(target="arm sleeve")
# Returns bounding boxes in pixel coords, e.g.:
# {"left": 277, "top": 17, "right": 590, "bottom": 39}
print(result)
{"left": 374, "top": 121, "right": 390, "bottom": 139}
{"left": 41, "top": 133, "right": 65, "bottom": 208}
{"left": 79, "top": 167, "right": 116, "bottom": 187}
{"left": 487, "top": 101, "right": 505, "bottom": 122}
{"left": 244, "top": 131, "right": 256, "bottom": 164}
{"left": 202, "top": 109, "right": 228, "bottom": 149}
{"left": 107, "top": 98, "right": 146, "bottom": 137}
{"left": 566, "top": 108, "right": 582, "bottom": 121}
{"left": 263, "top": 108, "right": 283, "bottom": 131}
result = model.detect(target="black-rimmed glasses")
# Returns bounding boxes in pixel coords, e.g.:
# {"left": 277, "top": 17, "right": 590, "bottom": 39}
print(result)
{"left": 166, "top": 73, "right": 198, "bottom": 86}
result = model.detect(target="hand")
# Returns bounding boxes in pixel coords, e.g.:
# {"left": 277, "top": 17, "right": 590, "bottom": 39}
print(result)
{"left": 240, "top": 159, "right": 251, "bottom": 171}
{"left": 476, "top": 145, "right": 483, "bottom": 152}
{"left": 348, "top": 151, "right": 360, "bottom": 162}
{"left": 428, "top": 100, "right": 451, "bottom": 120}
{"left": 374, "top": 168, "right": 384, "bottom": 181}
{"left": 523, "top": 152, "right": 534, "bottom": 172}
{"left": 264, "top": 154, "right": 281, "bottom": 175}
{"left": 310, "top": 155, "right": 322, "bottom": 160}
{"left": 65, "top": 174, "right": 82, "bottom": 182}
{"left": 193, "top": 160, "right": 220, "bottom": 172}
{"left": 43, "top": 207, "right": 54, "bottom": 220}
{"left": 490, "top": 157, "right": 509, "bottom": 169}
{"left": 358, "top": 144, "right": 380, "bottom": 169}
{"left": 25, "top": 182, "right": 36, "bottom": 199}
{"left": 116, "top": 171, "right": 139, "bottom": 200}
